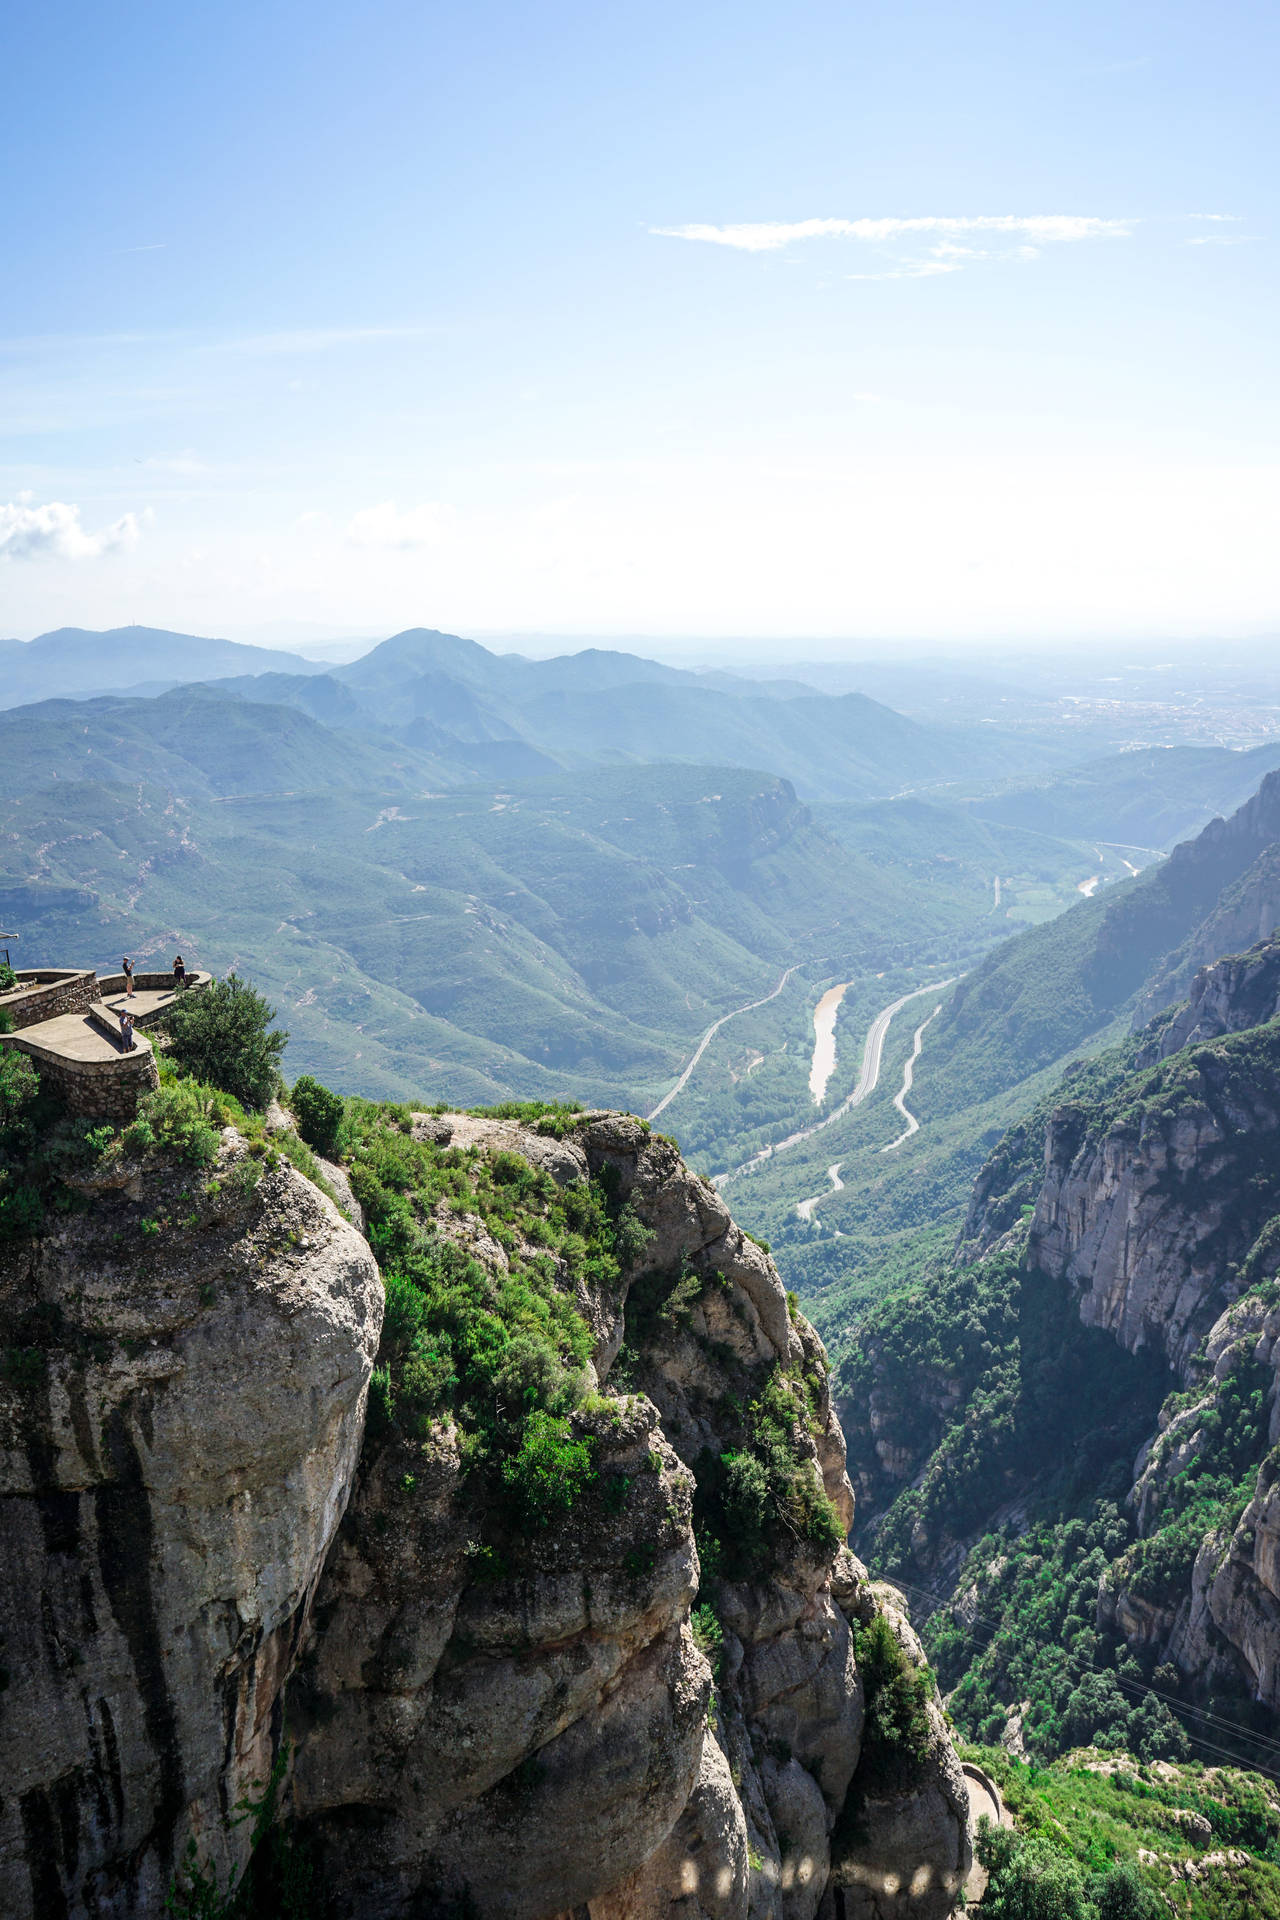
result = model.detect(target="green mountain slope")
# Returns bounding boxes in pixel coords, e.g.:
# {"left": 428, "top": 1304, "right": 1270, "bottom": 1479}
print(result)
{"left": 0, "top": 692, "right": 982, "bottom": 1109}
{"left": 0, "top": 687, "right": 454, "bottom": 795}
{"left": 968, "top": 742, "right": 1280, "bottom": 850}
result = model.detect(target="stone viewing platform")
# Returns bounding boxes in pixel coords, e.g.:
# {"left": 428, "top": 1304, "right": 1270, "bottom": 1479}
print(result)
{"left": 0, "top": 965, "right": 211, "bottom": 1119}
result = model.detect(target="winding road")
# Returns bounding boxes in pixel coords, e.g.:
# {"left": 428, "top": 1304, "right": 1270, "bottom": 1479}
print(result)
{"left": 880, "top": 1002, "right": 943, "bottom": 1153}
{"left": 717, "top": 976, "right": 959, "bottom": 1192}
{"left": 796, "top": 1163, "right": 844, "bottom": 1221}
{"left": 646, "top": 965, "right": 798, "bottom": 1123}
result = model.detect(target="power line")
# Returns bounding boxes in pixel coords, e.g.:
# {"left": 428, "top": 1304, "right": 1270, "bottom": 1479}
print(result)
{"left": 882, "top": 1571, "right": 1280, "bottom": 1780}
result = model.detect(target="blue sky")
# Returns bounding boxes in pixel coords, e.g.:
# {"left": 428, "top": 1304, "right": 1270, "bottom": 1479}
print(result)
{"left": 1, "top": 0, "right": 1276, "bottom": 648}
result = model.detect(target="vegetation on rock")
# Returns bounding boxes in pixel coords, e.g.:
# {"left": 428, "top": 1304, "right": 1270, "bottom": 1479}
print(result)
{"left": 164, "top": 973, "right": 289, "bottom": 1111}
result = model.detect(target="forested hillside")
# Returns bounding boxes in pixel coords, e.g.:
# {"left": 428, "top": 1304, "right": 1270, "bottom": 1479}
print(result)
{"left": 829, "top": 929, "right": 1280, "bottom": 1794}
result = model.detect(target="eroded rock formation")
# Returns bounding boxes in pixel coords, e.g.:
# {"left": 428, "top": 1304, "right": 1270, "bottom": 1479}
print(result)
{"left": 290, "top": 1112, "right": 969, "bottom": 1920}
{"left": 1, "top": 1107, "right": 967, "bottom": 1920}
{"left": 0, "top": 1131, "right": 382, "bottom": 1918}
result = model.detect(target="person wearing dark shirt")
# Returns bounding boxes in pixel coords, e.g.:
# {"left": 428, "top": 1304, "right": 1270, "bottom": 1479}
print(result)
{"left": 173, "top": 954, "right": 186, "bottom": 989}
{"left": 122, "top": 956, "right": 135, "bottom": 999}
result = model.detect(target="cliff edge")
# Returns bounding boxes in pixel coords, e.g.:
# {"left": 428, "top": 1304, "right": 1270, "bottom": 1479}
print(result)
{"left": 0, "top": 1096, "right": 968, "bottom": 1919}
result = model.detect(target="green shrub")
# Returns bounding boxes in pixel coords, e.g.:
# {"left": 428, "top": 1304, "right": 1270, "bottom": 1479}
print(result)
{"left": 977, "top": 1826, "right": 1094, "bottom": 1920}
{"left": 164, "top": 974, "right": 288, "bottom": 1112}
{"left": 501, "top": 1411, "right": 595, "bottom": 1521}
{"left": 126, "top": 1082, "right": 221, "bottom": 1166}
{"left": 722, "top": 1450, "right": 771, "bottom": 1551}
{"left": 0, "top": 1047, "right": 39, "bottom": 1131}
{"left": 1089, "top": 1860, "right": 1164, "bottom": 1920}
{"left": 853, "top": 1613, "right": 935, "bottom": 1789}
{"left": 466, "top": 1099, "right": 584, "bottom": 1138}
{"left": 0, "top": 961, "right": 17, "bottom": 993}
{"left": 0, "top": 1181, "right": 44, "bottom": 1241}
{"left": 289, "top": 1075, "right": 344, "bottom": 1156}
{"left": 691, "top": 1602, "right": 724, "bottom": 1676}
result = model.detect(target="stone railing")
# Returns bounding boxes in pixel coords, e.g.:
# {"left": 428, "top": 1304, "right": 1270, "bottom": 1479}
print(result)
{"left": 97, "top": 970, "right": 209, "bottom": 997}
{"left": 0, "top": 969, "right": 98, "bottom": 1030}
{"left": 2, "top": 1027, "right": 160, "bottom": 1120}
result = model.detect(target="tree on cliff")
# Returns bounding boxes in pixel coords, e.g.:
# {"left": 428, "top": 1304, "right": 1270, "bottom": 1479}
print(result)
{"left": 164, "top": 973, "right": 288, "bottom": 1111}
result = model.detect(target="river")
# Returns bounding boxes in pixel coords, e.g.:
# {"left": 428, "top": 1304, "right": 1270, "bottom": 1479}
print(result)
{"left": 808, "top": 982, "right": 851, "bottom": 1104}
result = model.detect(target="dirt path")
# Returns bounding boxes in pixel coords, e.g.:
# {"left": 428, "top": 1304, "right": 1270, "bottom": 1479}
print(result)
{"left": 646, "top": 965, "right": 798, "bottom": 1122}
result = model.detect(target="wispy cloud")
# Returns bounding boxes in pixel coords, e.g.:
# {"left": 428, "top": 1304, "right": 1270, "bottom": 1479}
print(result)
{"left": 652, "top": 214, "right": 1133, "bottom": 254}
{"left": 1186, "top": 234, "right": 1251, "bottom": 247}
{"left": 218, "top": 326, "right": 428, "bottom": 356}
{"left": 115, "top": 243, "right": 167, "bottom": 254}
{"left": 138, "top": 450, "right": 208, "bottom": 476}
{"left": 345, "top": 500, "right": 454, "bottom": 550}
{"left": 0, "top": 496, "right": 142, "bottom": 562}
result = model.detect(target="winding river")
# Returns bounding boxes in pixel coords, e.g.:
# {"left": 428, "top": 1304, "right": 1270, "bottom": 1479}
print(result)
{"left": 808, "top": 983, "right": 851, "bottom": 1104}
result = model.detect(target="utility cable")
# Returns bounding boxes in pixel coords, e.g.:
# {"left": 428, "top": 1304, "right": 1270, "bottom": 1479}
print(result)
{"left": 879, "top": 1569, "right": 1280, "bottom": 1781}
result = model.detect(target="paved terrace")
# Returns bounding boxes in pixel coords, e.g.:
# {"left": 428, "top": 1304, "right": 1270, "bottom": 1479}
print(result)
{"left": 0, "top": 967, "right": 210, "bottom": 1118}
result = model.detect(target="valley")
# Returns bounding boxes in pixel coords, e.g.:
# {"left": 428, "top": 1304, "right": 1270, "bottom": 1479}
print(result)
{"left": 7, "top": 625, "right": 1280, "bottom": 1917}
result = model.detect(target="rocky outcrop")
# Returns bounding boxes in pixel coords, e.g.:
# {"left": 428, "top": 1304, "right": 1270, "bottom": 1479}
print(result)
{"left": 290, "top": 1112, "right": 967, "bottom": 1920}
{"left": 830, "top": 1588, "right": 971, "bottom": 1920}
{"left": 1028, "top": 1032, "right": 1280, "bottom": 1370}
{"left": 0, "top": 1131, "right": 382, "bottom": 1920}
{"left": 1138, "top": 933, "right": 1280, "bottom": 1065}
{"left": 2, "top": 1103, "right": 967, "bottom": 1919}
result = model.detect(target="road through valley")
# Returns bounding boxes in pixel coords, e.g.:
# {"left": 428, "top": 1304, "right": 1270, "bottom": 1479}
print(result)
{"left": 717, "top": 977, "right": 958, "bottom": 1192}
{"left": 646, "top": 965, "right": 798, "bottom": 1122}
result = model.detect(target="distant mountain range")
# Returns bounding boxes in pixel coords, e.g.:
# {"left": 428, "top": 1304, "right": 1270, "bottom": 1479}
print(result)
{"left": 0, "top": 625, "right": 326, "bottom": 706}
{"left": 0, "top": 623, "right": 1097, "bottom": 803}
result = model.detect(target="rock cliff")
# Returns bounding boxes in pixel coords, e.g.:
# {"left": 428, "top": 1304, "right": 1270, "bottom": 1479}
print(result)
{"left": 1, "top": 1101, "right": 968, "bottom": 1919}
{"left": 840, "top": 915, "right": 1280, "bottom": 1766}
{"left": 290, "top": 1110, "right": 969, "bottom": 1920}
{"left": 1028, "top": 1011, "right": 1280, "bottom": 1371}
{"left": 0, "top": 1127, "right": 382, "bottom": 1919}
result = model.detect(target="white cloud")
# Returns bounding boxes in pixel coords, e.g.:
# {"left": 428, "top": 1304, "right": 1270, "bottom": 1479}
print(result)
{"left": 1186, "top": 234, "right": 1250, "bottom": 247}
{"left": 0, "top": 497, "right": 142, "bottom": 562}
{"left": 846, "top": 258, "right": 965, "bottom": 282}
{"left": 140, "top": 450, "right": 207, "bottom": 475}
{"left": 219, "top": 327, "right": 428, "bottom": 356}
{"left": 344, "top": 500, "right": 455, "bottom": 550}
{"left": 652, "top": 214, "right": 1133, "bottom": 253}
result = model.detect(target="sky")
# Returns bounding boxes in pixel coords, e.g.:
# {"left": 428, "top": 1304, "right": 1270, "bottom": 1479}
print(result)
{"left": 1, "top": 0, "right": 1277, "bottom": 651}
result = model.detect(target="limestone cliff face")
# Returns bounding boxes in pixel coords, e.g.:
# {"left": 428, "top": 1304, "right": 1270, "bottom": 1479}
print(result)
{"left": 4, "top": 1105, "right": 967, "bottom": 1920}
{"left": 0, "top": 1131, "right": 382, "bottom": 1920}
{"left": 1095, "top": 1283, "right": 1280, "bottom": 1710}
{"left": 1028, "top": 1032, "right": 1280, "bottom": 1371}
{"left": 289, "top": 1112, "right": 969, "bottom": 1920}
{"left": 1138, "top": 933, "right": 1280, "bottom": 1065}
{"left": 970, "top": 941, "right": 1280, "bottom": 1719}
